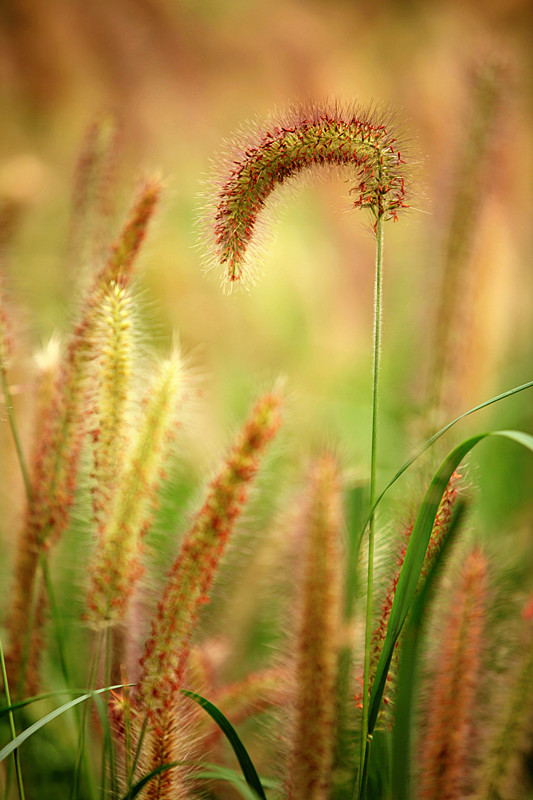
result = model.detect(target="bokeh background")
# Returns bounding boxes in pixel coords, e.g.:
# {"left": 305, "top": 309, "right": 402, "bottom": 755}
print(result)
{"left": 1, "top": 0, "right": 533, "bottom": 580}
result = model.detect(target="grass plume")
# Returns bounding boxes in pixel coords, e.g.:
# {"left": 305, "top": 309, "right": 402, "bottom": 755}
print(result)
{"left": 286, "top": 454, "right": 343, "bottom": 800}
{"left": 207, "top": 101, "right": 408, "bottom": 284}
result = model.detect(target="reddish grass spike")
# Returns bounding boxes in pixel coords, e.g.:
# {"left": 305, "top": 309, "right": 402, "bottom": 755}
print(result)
{"left": 418, "top": 547, "right": 488, "bottom": 800}
{"left": 98, "top": 176, "right": 161, "bottom": 290}
{"left": 135, "top": 391, "right": 282, "bottom": 715}
{"left": 129, "top": 392, "right": 282, "bottom": 798}
{"left": 207, "top": 101, "right": 408, "bottom": 285}
{"left": 287, "top": 454, "right": 343, "bottom": 800}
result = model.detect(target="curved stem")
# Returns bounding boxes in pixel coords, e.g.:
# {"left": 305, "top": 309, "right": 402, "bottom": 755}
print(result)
{"left": 359, "top": 214, "right": 384, "bottom": 797}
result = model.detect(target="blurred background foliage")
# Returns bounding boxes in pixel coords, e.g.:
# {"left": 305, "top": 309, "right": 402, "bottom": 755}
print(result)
{"left": 1, "top": 0, "right": 532, "bottom": 613}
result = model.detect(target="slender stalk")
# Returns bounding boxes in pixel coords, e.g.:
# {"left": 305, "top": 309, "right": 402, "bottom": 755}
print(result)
{"left": 70, "top": 631, "right": 104, "bottom": 800}
{"left": 1, "top": 639, "right": 26, "bottom": 800}
{"left": 0, "top": 362, "right": 32, "bottom": 502}
{"left": 99, "top": 629, "right": 114, "bottom": 800}
{"left": 358, "top": 214, "right": 384, "bottom": 798}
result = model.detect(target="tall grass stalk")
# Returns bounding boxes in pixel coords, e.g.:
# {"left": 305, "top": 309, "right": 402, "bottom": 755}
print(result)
{"left": 359, "top": 213, "right": 384, "bottom": 798}
{"left": 0, "top": 639, "right": 26, "bottom": 800}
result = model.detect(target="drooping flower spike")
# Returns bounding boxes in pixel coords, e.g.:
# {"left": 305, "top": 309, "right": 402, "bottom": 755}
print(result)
{"left": 209, "top": 101, "right": 408, "bottom": 284}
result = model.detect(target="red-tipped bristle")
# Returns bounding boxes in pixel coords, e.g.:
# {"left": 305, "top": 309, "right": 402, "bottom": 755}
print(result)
{"left": 204, "top": 101, "right": 409, "bottom": 286}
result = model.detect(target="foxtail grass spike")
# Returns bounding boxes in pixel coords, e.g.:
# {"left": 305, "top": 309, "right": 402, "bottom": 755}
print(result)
{"left": 354, "top": 472, "right": 461, "bottom": 721}
{"left": 86, "top": 352, "right": 183, "bottom": 627}
{"left": 4, "top": 181, "right": 161, "bottom": 695}
{"left": 97, "top": 177, "right": 161, "bottom": 291}
{"left": 129, "top": 392, "right": 282, "bottom": 799}
{"left": 418, "top": 547, "right": 488, "bottom": 800}
{"left": 207, "top": 102, "right": 408, "bottom": 284}
{"left": 67, "top": 113, "right": 120, "bottom": 271}
{"left": 427, "top": 57, "right": 506, "bottom": 422}
{"left": 88, "top": 281, "right": 134, "bottom": 530}
{"left": 136, "top": 390, "right": 283, "bottom": 713}
{"left": 476, "top": 594, "right": 533, "bottom": 800}
{"left": 286, "top": 454, "right": 343, "bottom": 800}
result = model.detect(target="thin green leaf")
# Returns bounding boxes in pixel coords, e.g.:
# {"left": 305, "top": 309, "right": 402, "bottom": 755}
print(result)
{"left": 197, "top": 765, "right": 266, "bottom": 800}
{"left": 1, "top": 637, "right": 26, "bottom": 800}
{"left": 93, "top": 691, "right": 118, "bottom": 800}
{"left": 391, "top": 499, "right": 468, "bottom": 800}
{"left": 344, "top": 482, "right": 367, "bottom": 622}
{"left": 181, "top": 689, "right": 267, "bottom": 800}
{"left": 366, "top": 381, "right": 533, "bottom": 530}
{"left": 368, "top": 429, "right": 533, "bottom": 735}
{"left": 120, "top": 762, "right": 181, "bottom": 800}
{"left": 128, "top": 711, "right": 149, "bottom": 790}
{"left": 0, "top": 685, "right": 127, "bottom": 763}
{"left": 0, "top": 687, "right": 135, "bottom": 718}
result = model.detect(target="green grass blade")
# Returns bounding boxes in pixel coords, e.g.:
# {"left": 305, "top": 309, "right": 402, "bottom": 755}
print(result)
{"left": 181, "top": 689, "right": 267, "bottom": 800}
{"left": 0, "top": 685, "right": 128, "bottom": 763}
{"left": 368, "top": 429, "right": 533, "bottom": 736}
{"left": 120, "top": 762, "right": 182, "bottom": 799}
{"left": 93, "top": 691, "right": 118, "bottom": 800}
{"left": 344, "top": 482, "right": 367, "bottom": 623}
{"left": 128, "top": 711, "right": 149, "bottom": 789}
{"left": 196, "top": 764, "right": 270, "bottom": 800}
{"left": 366, "top": 381, "right": 533, "bottom": 531}
{"left": 1, "top": 638, "right": 26, "bottom": 800}
{"left": 355, "top": 429, "right": 533, "bottom": 800}
{"left": 391, "top": 499, "right": 468, "bottom": 800}
{"left": 0, "top": 687, "right": 135, "bottom": 717}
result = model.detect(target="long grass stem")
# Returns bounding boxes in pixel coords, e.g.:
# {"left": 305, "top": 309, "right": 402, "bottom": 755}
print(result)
{"left": 0, "top": 364, "right": 32, "bottom": 503}
{"left": 1, "top": 639, "right": 26, "bottom": 800}
{"left": 358, "top": 214, "right": 384, "bottom": 798}
{"left": 71, "top": 631, "right": 104, "bottom": 800}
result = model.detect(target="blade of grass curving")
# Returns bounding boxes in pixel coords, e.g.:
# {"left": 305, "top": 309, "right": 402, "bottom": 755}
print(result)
{"left": 357, "top": 429, "right": 533, "bottom": 799}
{"left": 120, "top": 762, "right": 182, "bottom": 800}
{"left": 368, "top": 429, "right": 533, "bottom": 735}
{"left": 364, "top": 380, "right": 533, "bottom": 533}
{"left": 196, "top": 764, "right": 270, "bottom": 800}
{"left": 391, "top": 499, "right": 468, "bottom": 800}
{"left": 0, "top": 685, "right": 128, "bottom": 763}
{"left": 0, "top": 687, "right": 110, "bottom": 717}
{"left": 181, "top": 689, "right": 267, "bottom": 800}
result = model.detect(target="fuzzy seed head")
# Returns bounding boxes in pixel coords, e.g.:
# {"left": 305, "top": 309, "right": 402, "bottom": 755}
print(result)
{"left": 206, "top": 101, "right": 408, "bottom": 286}
{"left": 86, "top": 352, "right": 183, "bottom": 627}
{"left": 89, "top": 281, "right": 134, "bottom": 526}
{"left": 418, "top": 547, "right": 488, "bottom": 800}
{"left": 287, "top": 454, "right": 343, "bottom": 800}
{"left": 135, "top": 391, "right": 283, "bottom": 716}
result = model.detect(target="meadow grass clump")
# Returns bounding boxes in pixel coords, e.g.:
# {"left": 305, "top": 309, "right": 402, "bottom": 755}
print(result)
{"left": 1, "top": 66, "right": 533, "bottom": 800}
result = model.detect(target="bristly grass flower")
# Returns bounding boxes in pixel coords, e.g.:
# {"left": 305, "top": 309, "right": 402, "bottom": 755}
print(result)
{"left": 286, "top": 454, "right": 343, "bottom": 800}
{"left": 206, "top": 100, "right": 409, "bottom": 793}
{"left": 4, "top": 177, "right": 161, "bottom": 696}
{"left": 418, "top": 547, "right": 488, "bottom": 800}
{"left": 86, "top": 351, "right": 184, "bottom": 628}
{"left": 205, "top": 100, "right": 408, "bottom": 286}
{"left": 127, "top": 391, "right": 283, "bottom": 799}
